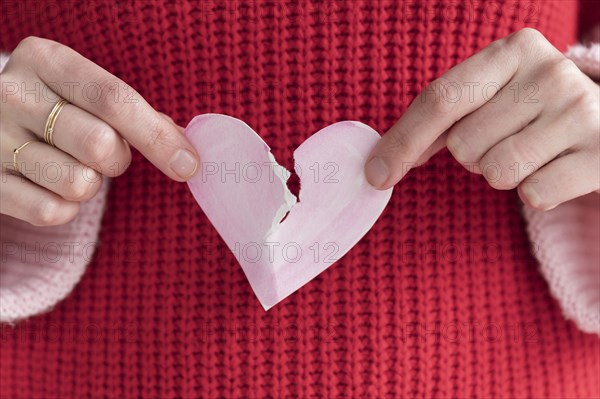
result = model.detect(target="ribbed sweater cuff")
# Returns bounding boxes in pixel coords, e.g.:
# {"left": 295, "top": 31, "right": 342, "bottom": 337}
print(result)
{"left": 521, "top": 41, "right": 600, "bottom": 335}
{"left": 0, "top": 178, "right": 110, "bottom": 323}
{"left": 565, "top": 42, "right": 600, "bottom": 80}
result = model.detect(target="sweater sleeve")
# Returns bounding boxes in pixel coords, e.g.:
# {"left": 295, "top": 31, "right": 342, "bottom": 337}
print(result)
{"left": 0, "top": 179, "right": 110, "bottom": 323}
{"left": 0, "top": 52, "right": 111, "bottom": 323}
{"left": 523, "top": 37, "right": 600, "bottom": 335}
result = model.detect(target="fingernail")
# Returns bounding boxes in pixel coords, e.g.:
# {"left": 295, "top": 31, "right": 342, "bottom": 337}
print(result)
{"left": 521, "top": 184, "right": 542, "bottom": 208}
{"left": 365, "top": 156, "right": 389, "bottom": 188}
{"left": 169, "top": 149, "right": 198, "bottom": 179}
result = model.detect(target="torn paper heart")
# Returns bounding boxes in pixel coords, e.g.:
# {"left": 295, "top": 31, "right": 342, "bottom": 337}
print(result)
{"left": 186, "top": 114, "right": 392, "bottom": 309}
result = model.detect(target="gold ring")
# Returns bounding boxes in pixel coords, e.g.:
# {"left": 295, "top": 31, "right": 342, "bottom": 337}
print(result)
{"left": 13, "top": 140, "right": 38, "bottom": 174}
{"left": 44, "top": 98, "right": 69, "bottom": 147}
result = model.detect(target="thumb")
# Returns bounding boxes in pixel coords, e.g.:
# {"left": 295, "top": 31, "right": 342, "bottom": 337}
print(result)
{"left": 364, "top": 131, "right": 447, "bottom": 184}
{"left": 364, "top": 105, "right": 451, "bottom": 190}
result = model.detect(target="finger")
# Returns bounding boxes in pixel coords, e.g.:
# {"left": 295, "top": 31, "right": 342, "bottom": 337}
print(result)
{"left": 159, "top": 112, "right": 184, "bottom": 133}
{"left": 51, "top": 105, "right": 132, "bottom": 176}
{"left": 446, "top": 81, "right": 543, "bottom": 168}
{"left": 365, "top": 28, "right": 556, "bottom": 189}
{"left": 518, "top": 151, "right": 600, "bottom": 210}
{"left": 1, "top": 135, "right": 102, "bottom": 202}
{"left": 478, "top": 113, "right": 584, "bottom": 190}
{"left": 415, "top": 131, "right": 448, "bottom": 165}
{"left": 0, "top": 171, "right": 80, "bottom": 226}
{"left": 11, "top": 37, "right": 199, "bottom": 181}
{"left": 6, "top": 86, "right": 132, "bottom": 176}
{"left": 448, "top": 54, "right": 594, "bottom": 172}
{"left": 162, "top": 114, "right": 184, "bottom": 135}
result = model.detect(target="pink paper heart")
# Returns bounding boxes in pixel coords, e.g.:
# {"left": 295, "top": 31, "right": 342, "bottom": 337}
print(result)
{"left": 186, "top": 114, "right": 392, "bottom": 309}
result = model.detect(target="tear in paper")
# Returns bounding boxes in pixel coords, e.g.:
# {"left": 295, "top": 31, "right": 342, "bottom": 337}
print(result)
{"left": 186, "top": 114, "right": 392, "bottom": 309}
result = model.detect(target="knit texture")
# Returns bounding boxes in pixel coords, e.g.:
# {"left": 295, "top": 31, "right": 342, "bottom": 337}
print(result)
{"left": 565, "top": 42, "right": 600, "bottom": 78}
{"left": 0, "top": 179, "right": 110, "bottom": 323}
{"left": 523, "top": 193, "right": 600, "bottom": 334}
{"left": 1, "top": 1, "right": 599, "bottom": 398}
{"left": 522, "top": 37, "right": 600, "bottom": 336}
{"left": 4, "top": 39, "right": 600, "bottom": 331}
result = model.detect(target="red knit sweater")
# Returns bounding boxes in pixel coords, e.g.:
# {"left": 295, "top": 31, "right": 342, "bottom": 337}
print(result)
{"left": 1, "top": 1, "right": 599, "bottom": 398}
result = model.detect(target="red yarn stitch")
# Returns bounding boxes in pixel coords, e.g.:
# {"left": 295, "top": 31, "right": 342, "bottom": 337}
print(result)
{"left": 0, "top": 1, "right": 598, "bottom": 398}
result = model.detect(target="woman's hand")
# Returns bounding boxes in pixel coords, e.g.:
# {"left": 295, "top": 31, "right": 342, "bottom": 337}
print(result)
{"left": 0, "top": 36, "right": 199, "bottom": 226}
{"left": 365, "top": 28, "right": 600, "bottom": 210}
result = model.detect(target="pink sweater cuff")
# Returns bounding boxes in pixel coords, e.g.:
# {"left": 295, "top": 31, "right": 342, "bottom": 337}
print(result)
{"left": 522, "top": 41, "right": 600, "bottom": 335}
{"left": 523, "top": 194, "right": 600, "bottom": 334}
{"left": 565, "top": 43, "right": 600, "bottom": 80}
{"left": 0, "top": 178, "right": 110, "bottom": 322}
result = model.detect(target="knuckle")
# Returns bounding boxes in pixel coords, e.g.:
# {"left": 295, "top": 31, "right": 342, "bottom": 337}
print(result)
{"left": 570, "top": 91, "right": 600, "bottom": 126}
{"left": 0, "top": 73, "right": 19, "bottom": 107}
{"left": 15, "top": 36, "right": 58, "bottom": 65}
{"left": 517, "top": 27, "right": 544, "bottom": 40}
{"left": 15, "top": 36, "right": 44, "bottom": 55}
{"left": 479, "top": 155, "right": 517, "bottom": 190}
{"left": 504, "top": 135, "right": 542, "bottom": 166}
{"left": 482, "top": 37, "right": 515, "bottom": 66}
{"left": 64, "top": 172, "right": 100, "bottom": 201}
{"left": 528, "top": 57, "right": 580, "bottom": 99}
{"left": 446, "top": 128, "right": 479, "bottom": 164}
{"left": 109, "top": 145, "right": 132, "bottom": 177}
{"left": 505, "top": 28, "right": 553, "bottom": 61}
{"left": 0, "top": 73, "right": 42, "bottom": 115}
{"left": 485, "top": 173, "right": 516, "bottom": 190}
{"left": 382, "top": 127, "right": 419, "bottom": 161}
{"left": 82, "top": 124, "right": 120, "bottom": 166}
{"left": 530, "top": 200, "right": 553, "bottom": 211}
{"left": 420, "top": 78, "right": 459, "bottom": 118}
{"left": 508, "top": 28, "right": 544, "bottom": 48}
{"left": 483, "top": 38, "right": 519, "bottom": 70}
{"left": 116, "top": 153, "right": 132, "bottom": 176}
{"left": 30, "top": 198, "right": 63, "bottom": 226}
{"left": 519, "top": 184, "right": 553, "bottom": 211}
{"left": 485, "top": 38, "right": 504, "bottom": 54}
{"left": 545, "top": 57, "right": 580, "bottom": 80}
{"left": 143, "top": 117, "right": 174, "bottom": 153}
{"left": 485, "top": 172, "right": 514, "bottom": 190}
{"left": 91, "top": 78, "right": 131, "bottom": 120}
